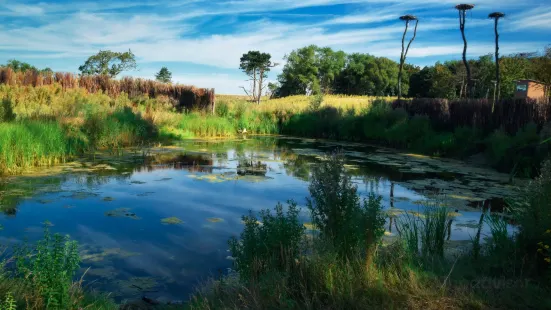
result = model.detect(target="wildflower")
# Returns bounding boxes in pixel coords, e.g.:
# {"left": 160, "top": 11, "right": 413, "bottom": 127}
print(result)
{"left": 538, "top": 249, "right": 543, "bottom": 253}
{"left": 545, "top": 258, "right": 551, "bottom": 263}
{"left": 545, "top": 245, "right": 550, "bottom": 249}
{"left": 546, "top": 229, "right": 551, "bottom": 234}
{"left": 538, "top": 242, "right": 544, "bottom": 246}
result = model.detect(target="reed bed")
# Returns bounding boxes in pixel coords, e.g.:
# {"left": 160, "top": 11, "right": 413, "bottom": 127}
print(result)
{"left": 0, "top": 68, "right": 214, "bottom": 111}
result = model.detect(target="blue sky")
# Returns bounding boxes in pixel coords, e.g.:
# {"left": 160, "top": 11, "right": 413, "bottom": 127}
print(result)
{"left": 0, "top": 0, "right": 549, "bottom": 94}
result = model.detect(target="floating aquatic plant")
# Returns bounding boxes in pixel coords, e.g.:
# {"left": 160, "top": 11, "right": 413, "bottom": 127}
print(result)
{"left": 104, "top": 208, "right": 140, "bottom": 220}
{"left": 161, "top": 217, "right": 184, "bottom": 225}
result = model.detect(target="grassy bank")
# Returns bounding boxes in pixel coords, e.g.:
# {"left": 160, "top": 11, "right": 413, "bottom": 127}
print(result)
{"left": 0, "top": 84, "right": 159, "bottom": 174}
{"left": 1, "top": 82, "right": 549, "bottom": 177}
{"left": 190, "top": 153, "right": 551, "bottom": 309}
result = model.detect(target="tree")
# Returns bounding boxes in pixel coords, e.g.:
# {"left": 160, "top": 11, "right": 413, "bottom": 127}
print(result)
{"left": 317, "top": 47, "right": 346, "bottom": 94}
{"left": 455, "top": 4, "right": 475, "bottom": 98}
{"left": 267, "top": 82, "right": 279, "bottom": 98}
{"left": 530, "top": 46, "right": 551, "bottom": 99}
{"left": 155, "top": 67, "right": 172, "bottom": 83}
{"left": 489, "top": 12, "right": 505, "bottom": 108}
{"left": 336, "top": 54, "right": 399, "bottom": 96}
{"left": 5, "top": 59, "right": 37, "bottom": 72}
{"left": 277, "top": 46, "right": 320, "bottom": 97}
{"left": 78, "top": 50, "right": 137, "bottom": 78}
{"left": 277, "top": 46, "right": 345, "bottom": 96}
{"left": 239, "top": 51, "right": 277, "bottom": 104}
{"left": 398, "top": 15, "right": 419, "bottom": 100}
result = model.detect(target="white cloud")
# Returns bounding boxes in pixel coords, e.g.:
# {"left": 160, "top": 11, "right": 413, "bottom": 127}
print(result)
{"left": 509, "top": 7, "right": 551, "bottom": 31}
{"left": 5, "top": 4, "right": 44, "bottom": 15}
{"left": 0, "top": 0, "right": 547, "bottom": 95}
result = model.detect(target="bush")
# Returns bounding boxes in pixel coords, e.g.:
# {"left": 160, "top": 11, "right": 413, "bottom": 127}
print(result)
{"left": 0, "top": 98, "right": 15, "bottom": 122}
{"left": 307, "top": 152, "right": 385, "bottom": 258}
{"left": 228, "top": 201, "right": 305, "bottom": 281}
{"left": 215, "top": 101, "right": 230, "bottom": 118}
{"left": 308, "top": 94, "right": 324, "bottom": 111}
{"left": 14, "top": 226, "right": 80, "bottom": 309}
{"left": 514, "top": 159, "right": 551, "bottom": 277}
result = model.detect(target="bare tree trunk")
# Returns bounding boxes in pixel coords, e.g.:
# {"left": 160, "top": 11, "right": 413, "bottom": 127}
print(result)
{"left": 459, "top": 10, "right": 472, "bottom": 98}
{"left": 252, "top": 69, "right": 257, "bottom": 103}
{"left": 494, "top": 18, "right": 501, "bottom": 110}
{"left": 257, "top": 68, "right": 264, "bottom": 105}
{"left": 398, "top": 21, "right": 409, "bottom": 101}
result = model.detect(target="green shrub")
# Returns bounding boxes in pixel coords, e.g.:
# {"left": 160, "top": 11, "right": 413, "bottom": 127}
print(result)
{"left": 514, "top": 159, "right": 551, "bottom": 276}
{"left": 228, "top": 201, "right": 305, "bottom": 280}
{"left": 307, "top": 152, "right": 385, "bottom": 258}
{"left": 215, "top": 101, "right": 230, "bottom": 118}
{"left": 308, "top": 94, "right": 324, "bottom": 111}
{"left": 14, "top": 226, "right": 80, "bottom": 309}
{"left": 0, "top": 98, "right": 15, "bottom": 122}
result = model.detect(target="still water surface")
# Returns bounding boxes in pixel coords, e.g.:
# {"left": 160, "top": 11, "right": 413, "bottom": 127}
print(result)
{"left": 0, "top": 137, "right": 519, "bottom": 302}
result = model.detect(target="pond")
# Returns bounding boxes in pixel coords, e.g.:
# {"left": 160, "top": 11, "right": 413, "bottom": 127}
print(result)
{"left": 0, "top": 136, "right": 522, "bottom": 303}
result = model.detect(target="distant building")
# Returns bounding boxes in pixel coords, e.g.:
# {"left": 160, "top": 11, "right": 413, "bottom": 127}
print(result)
{"left": 514, "top": 80, "right": 548, "bottom": 100}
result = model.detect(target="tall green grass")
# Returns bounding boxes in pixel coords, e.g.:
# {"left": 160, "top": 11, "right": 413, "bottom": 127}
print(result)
{"left": 178, "top": 113, "right": 235, "bottom": 137}
{"left": 0, "top": 108, "right": 156, "bottom": 174}
{"left": 172, "top": 110, "right": 279, "bottom": 138}
{"left": 0, "top": 121, "right": 73, "bottom": 174}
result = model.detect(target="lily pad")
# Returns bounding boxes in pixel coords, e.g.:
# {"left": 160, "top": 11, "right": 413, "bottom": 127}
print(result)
{"left": 161, "top": 217, "right": 184, "bottom": 225}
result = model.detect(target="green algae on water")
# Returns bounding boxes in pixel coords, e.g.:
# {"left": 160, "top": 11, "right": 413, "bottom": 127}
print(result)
{"left": 161, "top": 217, "right": 184, "bottom": 225}
{"left": 104, "top": 208, "right": 140, "bottom": 220}
{"left": 207, "top": 217, "right": 224, "bottom": 223}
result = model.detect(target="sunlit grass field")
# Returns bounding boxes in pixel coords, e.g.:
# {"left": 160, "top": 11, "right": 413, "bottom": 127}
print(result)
{"left": 217, "top": 94, "right": 397, "bottom": 114}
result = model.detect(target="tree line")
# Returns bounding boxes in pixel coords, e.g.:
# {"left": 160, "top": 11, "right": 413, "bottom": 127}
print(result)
{"left": 254, "top": 45, "right": 548, "bottom": 100}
